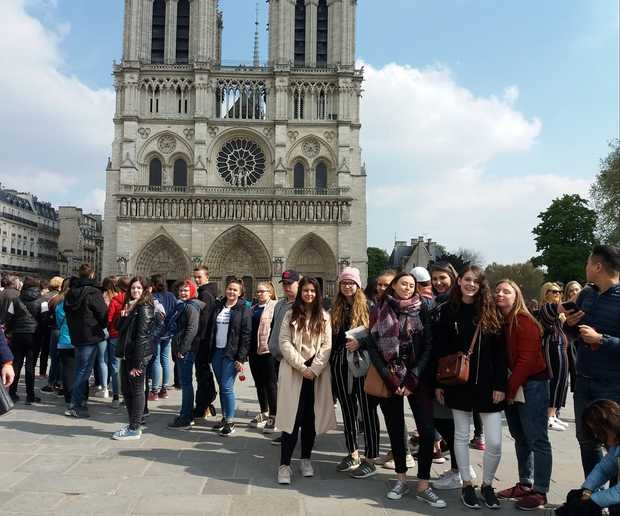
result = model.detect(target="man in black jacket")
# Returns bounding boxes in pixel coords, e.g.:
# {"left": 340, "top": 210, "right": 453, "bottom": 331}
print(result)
{"left": 0, "top": 275, "right": 21, "bottom": 325}
{"left": 193, "top": 266, "right": 217, "bottom": 420}
{"left": 63, "top": 264, "right": 108, "bottom": 418}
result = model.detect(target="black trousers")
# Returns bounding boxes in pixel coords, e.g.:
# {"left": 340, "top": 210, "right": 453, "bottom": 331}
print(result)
{"left": 434, "top": 417, "right": 457, "bottom": 470}
{"left": 248, "top": 351, "right": 277, "bottom": 415}
{"left": 37, "top": 328, "right": 51, "bottom": 377}
{"left": 59, "top": 349, "right": 76, "bottom": 404}
{"left": 120, "top": 360, "right": 146, "bottom": 431}
{"left": 281, "top": 378, "right": 316, "bottom": 466}
{"left": 473, "top": 410, "right": 484, "bottom": 437}
{"left": 9, "top": 333, "right": 37, "bottom": 399}
{"left": 194, "top": 361, "right": 217, "bottom": 416}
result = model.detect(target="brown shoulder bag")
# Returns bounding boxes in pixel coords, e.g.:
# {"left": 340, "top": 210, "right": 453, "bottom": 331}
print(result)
{"left": 436, "top": 323, "right": 481, "bottom": 386}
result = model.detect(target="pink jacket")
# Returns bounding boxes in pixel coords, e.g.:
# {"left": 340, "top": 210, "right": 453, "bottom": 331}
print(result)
{"left": 256, "top": 300, "right": 278, "bottom": 355}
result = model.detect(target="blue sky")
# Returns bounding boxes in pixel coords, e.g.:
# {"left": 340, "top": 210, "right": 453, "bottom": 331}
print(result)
{"left": 4, "top": 0, "right": 619, "bottom": 263}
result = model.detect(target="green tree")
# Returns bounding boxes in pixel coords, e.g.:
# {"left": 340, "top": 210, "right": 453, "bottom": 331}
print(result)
{"left": 367, "top": 247, "right": 389, "bottom": 278}
{"left": 531, "top": 194, "right": 598, "bottom": 284}
{"left": 591, "top": 139, "right": 620, "bottom": 244}
{"left": 485, "top": 261, "right": 545, "bottom": 301}
{"left": 433, "top": 248, "right": 484, "bottom": 273}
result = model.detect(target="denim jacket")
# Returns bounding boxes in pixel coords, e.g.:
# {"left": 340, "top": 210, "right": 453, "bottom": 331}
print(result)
{"left": 582, "top": 445, "right": 620, "bottom": 507}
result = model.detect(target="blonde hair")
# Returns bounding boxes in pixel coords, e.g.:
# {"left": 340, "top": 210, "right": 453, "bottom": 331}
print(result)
{"left": 539, "top": 282, "right": 561, "bottom": 306}
{"left": 496, "top": 279, "right": 543, "bottom": 334}
{"left": 564, "top": 281, "right": 582, "bottom": 301}
{"left": 48, "top": 276, "right": 64, "bottom": 291}
{"left": 257, "top": 281, "right": 277, "bottom": 301}
{"left": 331, "top": 287, "right": 369, "bottom": 333}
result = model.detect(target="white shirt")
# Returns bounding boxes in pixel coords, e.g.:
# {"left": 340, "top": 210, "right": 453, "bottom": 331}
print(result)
{"left": 215, "top": 307, "right": 231, "bottom": 349}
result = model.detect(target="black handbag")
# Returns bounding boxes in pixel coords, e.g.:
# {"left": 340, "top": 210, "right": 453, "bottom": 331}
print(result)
{"left": 0, "top": 381, "right": 14, "bottom": 415}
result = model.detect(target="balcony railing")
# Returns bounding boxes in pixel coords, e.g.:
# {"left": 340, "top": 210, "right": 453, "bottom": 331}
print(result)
{"left": 119, "top": 185, "right": 350, "bottom": 197}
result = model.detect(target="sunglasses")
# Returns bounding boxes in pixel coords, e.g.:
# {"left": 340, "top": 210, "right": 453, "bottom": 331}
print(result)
{"left": 548, "top": 290, "right": 562, "bottom": 295}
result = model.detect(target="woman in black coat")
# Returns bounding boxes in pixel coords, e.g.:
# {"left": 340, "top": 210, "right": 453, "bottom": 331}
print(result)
{"left": 114, "top": 276, "right": 155, "bottom": 441}
{"left": 434, "top": 266, "right": 506, "bottom": 510}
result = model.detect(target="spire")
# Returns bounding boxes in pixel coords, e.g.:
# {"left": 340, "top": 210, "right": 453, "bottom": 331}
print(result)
{"left": 253, "top": 2, "right": 260, "bottom": 67}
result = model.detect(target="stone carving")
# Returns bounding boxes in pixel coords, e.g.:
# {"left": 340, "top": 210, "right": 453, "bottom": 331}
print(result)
{"left": 324, "top": 130, "right": 336, "bottom": 142}
{"left": 288, "top": 130, "right": 299, "bottom": 142}
{"left": 302, "top": 138, "right": 320, "bottom": 158}
{"left": 183, "top": 128, "right": 195, "bottom": 140}
{"left": 157, "top": 134, "right": 176, "bottom": 154}
{"left": 138, "top": 127, "right": 151, "bottom": 139}
{"left": 208, "top": 126, "right": 219, "bottom": 137}
{"left": 263, "top": 127, "right": 273, "bottom": 138}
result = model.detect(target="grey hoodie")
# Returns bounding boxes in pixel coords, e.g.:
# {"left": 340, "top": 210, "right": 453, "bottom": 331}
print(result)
{"left": 267, "top": 298, "right": 294, "bottom": 361}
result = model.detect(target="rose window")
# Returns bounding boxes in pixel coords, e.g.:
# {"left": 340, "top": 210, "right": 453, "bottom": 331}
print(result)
{"left": 217, "top": 138, "right": 266, "bottom": 187}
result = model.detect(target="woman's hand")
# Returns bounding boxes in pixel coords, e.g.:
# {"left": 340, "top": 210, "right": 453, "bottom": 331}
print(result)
{"left": 435, "top": 388, "right": 445, "bottom": 405}
{"left": 234, "top": 361, "right": 244, "bottom": 373}
{"left": 129, "top": 368, "right": 142, "bottom": 377}
{"left": 402, "top": 386, "right": 412, "bottom": 397}
{"left": 345, "top": 337, "right": 360, "bottom": 352}
{"left": 302, "top": 368, "right": 316, "bottom": 380}
{"left": 492, "top": 390, "right": 506, "bottom": 404}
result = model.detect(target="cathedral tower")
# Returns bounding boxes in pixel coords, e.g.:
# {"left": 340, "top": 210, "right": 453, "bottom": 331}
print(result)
{"left": 103, "top": 0, "right": 366, "bottom": 296}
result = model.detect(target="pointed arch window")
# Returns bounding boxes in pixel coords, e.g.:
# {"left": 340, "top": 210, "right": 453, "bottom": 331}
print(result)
{"left": 173, "top": 159, "right": 188, "bottom": 188}
{"left": 317, "top": 0, "right": 328, "bottom": 66}
{"left": 315, "top": 162, "right": 327, "bottom": 191}
{"left": 151, "top": 0, "right": 166, "bottom": 64}
{"left": 176, "top": 0, "right": 190, "bottom": 64}
{"left": 294, "top": 162, "right": 305, "bottom": 191}
{"left": 294, "top": 0, "right": 306, "bottom": 66}
{"left": 149, "top": 158, "right": 163, "bottom": 189}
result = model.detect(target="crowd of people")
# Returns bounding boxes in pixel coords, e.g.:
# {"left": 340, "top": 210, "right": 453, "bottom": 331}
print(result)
{"left": 1, "top": 245, "right": 620, "bottom": 514}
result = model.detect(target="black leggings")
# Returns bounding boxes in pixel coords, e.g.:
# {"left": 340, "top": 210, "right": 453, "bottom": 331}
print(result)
{"left": 9, "top": 333, "right": 38, "bottom": 399}
{"left": 434, "top": 417, "right": 458, "bottom": 471}
{"left": 249, "top": 351, "right": 277, "bottom": 415}
{"left": 59, "top": 349, "right": 76, "bottom": 404}
{"left": 120, "top": 360, "right": 146, "bottom": 431}
{"left": 281, "top": 378, "right": 316, "bottom": 465}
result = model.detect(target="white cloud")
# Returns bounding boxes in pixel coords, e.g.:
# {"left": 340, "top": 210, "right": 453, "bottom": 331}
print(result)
{"left": 0, "top": 0, "right": 114, "bottom": 213}
{"left": 360, "top": 61, "right": 589, "bottom": 264}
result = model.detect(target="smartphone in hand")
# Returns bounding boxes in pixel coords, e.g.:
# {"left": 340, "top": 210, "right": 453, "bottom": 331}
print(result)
{"left": 562, "top": 301, "right": 578, "bottom": 312}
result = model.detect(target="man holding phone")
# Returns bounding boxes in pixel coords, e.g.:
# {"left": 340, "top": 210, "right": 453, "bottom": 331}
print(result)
{"left": 563, "top": 245, "right": 620, "bottom": 487}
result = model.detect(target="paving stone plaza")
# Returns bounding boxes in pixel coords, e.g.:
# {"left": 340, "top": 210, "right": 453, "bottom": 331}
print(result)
{"left": 0, "top": 372, "right": 580, "bottom": 515}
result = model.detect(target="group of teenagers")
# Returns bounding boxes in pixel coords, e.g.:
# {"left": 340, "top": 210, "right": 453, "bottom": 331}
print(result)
{"left": 2, "top": 245, "right": 620, "bottom": 515}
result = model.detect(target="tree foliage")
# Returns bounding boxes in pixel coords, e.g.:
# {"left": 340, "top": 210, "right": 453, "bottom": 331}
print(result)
{"left": 485, "top": 261, "right": 546, "bottom": 301}
{"left": 367, "top": 247, "right": 389, "bottom": 278}
{"left": 532, "top": 194, "right": 598, "bottom": 284}
{"left": 433, "top": 248, "right": 484, "bottom": 274}
{"left": 591, "top": 139, "right": 620, "bottom": 245}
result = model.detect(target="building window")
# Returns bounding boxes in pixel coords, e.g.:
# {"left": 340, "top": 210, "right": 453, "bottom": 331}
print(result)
{"left": 173, "top": 159, "right": 188, "bottom": 188}
{"left": 294, "top": 162, "right": 305, "bottom": 190}
{"left": 149, "top": 158, "right": 163, "bottom": 189}
{"left": 315, "top": 162, "right": 327, "bottom": 191}
{"left": 176, "top": 0, "right": 190, "bottom": 64}
{"left": 294, "top": 0, "right": 306, "bottom": 66}
{"left": 317, "top": 0, "right": 328, "bottom": 65}
{"left": 151, "top": 0, "right": 166, "bottom": 64}
{"left": 149, "top": 86, "right": 160, "bottom": 114}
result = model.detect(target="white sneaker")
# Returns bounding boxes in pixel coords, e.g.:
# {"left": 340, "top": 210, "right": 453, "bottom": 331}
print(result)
{"left": 250, "top": 413, "right": 268, "bottom": 429}
{"left": 278, "top": 465, "right": 291, "bottom": 485}
{"left": 433, "top": 470, "right": 463, "bottom": 490}
{"left": 384, "top": 453, "right": 415, "bottom": 470}
{"left": 548, "top": 417, "right": 566, "bottom": 431}
{"left": 95, "top": 387, "right": 109, "bottom": 399}
{"left": 300, "top": 459, "right": 314, "bottom": 477}
{"left": 554, "top": 416, "right": 569, "bottom": 428}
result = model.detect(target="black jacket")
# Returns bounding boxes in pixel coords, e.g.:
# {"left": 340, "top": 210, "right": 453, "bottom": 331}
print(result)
{"left": 176, "top": 299, "right": 206, "bottom": 355}
{"left": 116, "top": 302, "right": 156, "bottom": 369}
{"left": 433, "top": 302, "right": 507, "bottom": 413}
{"left": 64, "top": 278, "right": 108, "bottom": 346}
{"left": 0, "top": 287, "right": 20, "bottom": 325}
{"left": 207, "top": 298, "right": 251, "bottom": 363}
{"left": 6, "top": 287, "right": 44, "bottom": 335}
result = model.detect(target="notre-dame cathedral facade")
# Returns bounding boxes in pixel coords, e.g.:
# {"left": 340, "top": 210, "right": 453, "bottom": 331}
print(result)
{"left": 103, "top": 0, "right": 366, "bottom": 297}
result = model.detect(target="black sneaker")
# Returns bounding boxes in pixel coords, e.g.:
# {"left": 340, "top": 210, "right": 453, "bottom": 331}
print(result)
{"left": 25, "top": 396, "right": 41, "bottom": 405}
{"left": 64, "top": 407, "right": 90, "bottom": 418}
{"left": 168, "top": 417, "right": 194, "bottom": 429}
{"left": 481, "top": 485, "right": 500, "bottom": 510}
{"left": 40, "top": 385, "right": 54, "bottom": 394}
{"left": 336, "top": 454, "right": 361, "bottom": 472}
{"left": 271, "top": 434, "right": 283, "bottom": 446}
{"left": 349, "top": 460, "right": 377, "bottom": 479}
{"left": 212, "top": 418, "right": 226, "bottom": 432}
{"left": 219, "top": 422, "right": 236, "bottom": 437}
{"left": 461, "top": 485, "right": 481, "bottom": 509}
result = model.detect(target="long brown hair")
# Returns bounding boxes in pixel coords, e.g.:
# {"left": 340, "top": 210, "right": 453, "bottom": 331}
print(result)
{"left": 495, "top": 279, "right": 542, "bottom": 334}
{"left": 583, "top": 399, "right": 620, "bottom": 447}
{"left": 126, "top": 276, "right": 153, "bottom": 306}
{"left": 448, "top": 265, "right": 502, "bottom": 334}
{"left": 291, "top": 277, "right": 325, "bottom": 337}
{"left": 331, "top": 287, "right": 369, "bottom": 333}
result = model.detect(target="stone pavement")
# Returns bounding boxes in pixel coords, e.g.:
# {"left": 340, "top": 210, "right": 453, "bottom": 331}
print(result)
{"left": 0, "top": 373, "right": 582, "bottom": 515}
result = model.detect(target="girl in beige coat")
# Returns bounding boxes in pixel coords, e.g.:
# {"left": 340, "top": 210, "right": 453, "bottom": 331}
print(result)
{"left": 276, "top": 277, "right": 336, "bottom": 484}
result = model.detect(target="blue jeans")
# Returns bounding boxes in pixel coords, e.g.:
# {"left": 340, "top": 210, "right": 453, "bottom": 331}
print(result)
{"left": 504, "top": 379, "right": 553, "bottom": 493}
{"left": 106, "top": 338, "right": 120, "bottom": 396}
{"left": 178, "top": 352, "right": 195, "bottom": 422}
{"left": 574, "top": 375, "right": 620, "bottom": 477}
{"left": 149, "top": 338, "right": 172, "bottom": 391}
{"left": 95, "top": 340, "right": 108, "bottom": 389}
{"left": 70, "top": 344, "right": 98, "bottom": 408}
{"left": 212, "top": 348, "right": 238, "bottom": 421}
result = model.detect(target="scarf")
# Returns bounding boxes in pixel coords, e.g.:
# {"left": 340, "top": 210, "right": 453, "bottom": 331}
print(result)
{"left": 370, "top": 294, "right": 423, "bottom": 370}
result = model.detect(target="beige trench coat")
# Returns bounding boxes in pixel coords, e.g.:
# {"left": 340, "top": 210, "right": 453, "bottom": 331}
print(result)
{"left": 275, "top": 310, "right": 336, "bottom": 435}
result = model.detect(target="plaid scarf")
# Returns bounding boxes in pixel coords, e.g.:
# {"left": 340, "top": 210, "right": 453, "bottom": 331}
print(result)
{"left": 370, "top": 294, "right": 423, "bottom": 369}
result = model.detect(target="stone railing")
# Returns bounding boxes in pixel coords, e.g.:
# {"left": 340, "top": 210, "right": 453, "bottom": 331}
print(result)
{"left": 116, "top": 195, "right": 351, "bottom": 224}
{"left": 119, "top": 185, "right": 350, "bottom": 197}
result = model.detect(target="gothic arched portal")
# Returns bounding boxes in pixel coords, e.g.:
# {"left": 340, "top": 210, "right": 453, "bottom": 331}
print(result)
{"left": 205, "top": 226, "right": 272, "bottom": 298}
{"left": 134, "top": 234, "right": 192, "bottom": 281}
{"left": 287, "top": 233, "right": 338, "bottom": 297}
